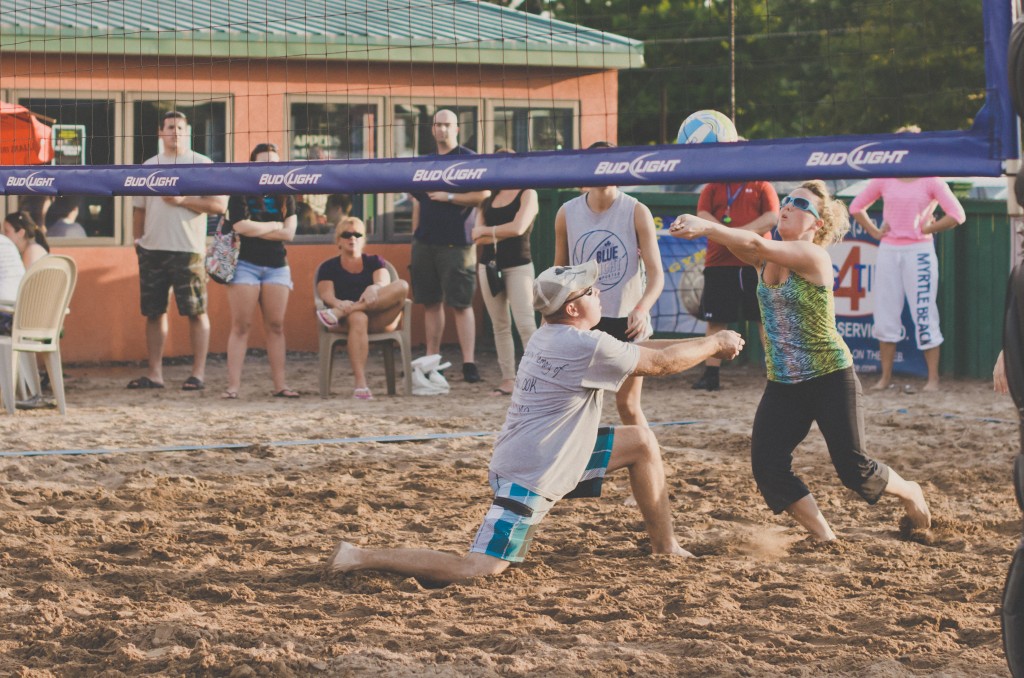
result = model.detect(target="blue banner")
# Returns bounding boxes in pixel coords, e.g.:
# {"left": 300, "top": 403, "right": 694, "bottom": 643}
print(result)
{"left": 652, "top": 220, "right": 707, "bottom": 336}
{"left": 0, "top": 129, "right": 1006, "bottom": 197}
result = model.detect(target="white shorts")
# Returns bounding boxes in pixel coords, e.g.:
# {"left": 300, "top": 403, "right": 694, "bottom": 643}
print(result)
{"left": 872, "top": 240, "right": 943, "bottom": 350}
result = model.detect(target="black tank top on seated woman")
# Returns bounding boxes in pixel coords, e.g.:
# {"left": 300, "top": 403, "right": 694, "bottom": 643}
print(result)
{"left": 479, "top": 190, "right": 532, "bottom": 270}
{"left": 226, "top": 194, "right": 297, "bottom": 268}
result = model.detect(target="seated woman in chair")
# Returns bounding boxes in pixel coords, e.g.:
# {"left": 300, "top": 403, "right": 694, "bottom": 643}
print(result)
{"left": 315, "top": 216, "right": 409, "bottom": 400}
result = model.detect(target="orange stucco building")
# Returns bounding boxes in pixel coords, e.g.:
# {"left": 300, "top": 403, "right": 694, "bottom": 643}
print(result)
{"left": 0, "top": 0, "right": 642, "bottom": 363}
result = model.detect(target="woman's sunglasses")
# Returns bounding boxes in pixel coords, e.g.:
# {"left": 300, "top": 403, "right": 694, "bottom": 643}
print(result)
{"left": 780, "top": 195, "right": 820, "bottom": 219}
{"left": 338, "top": 231, "right": 364, "bottom": 239}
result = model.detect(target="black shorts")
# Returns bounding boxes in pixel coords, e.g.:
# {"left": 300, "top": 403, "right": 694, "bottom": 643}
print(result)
{"left": 699, "top": 266, "right": 761, "bottom": 324}
{"left": 593, "top": 316, "right": 630, "bottom": 342}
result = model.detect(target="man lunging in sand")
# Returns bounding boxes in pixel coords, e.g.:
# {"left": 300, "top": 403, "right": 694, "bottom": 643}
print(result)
{"left": 329, "top": 261, "right": 745, "bottom": 584}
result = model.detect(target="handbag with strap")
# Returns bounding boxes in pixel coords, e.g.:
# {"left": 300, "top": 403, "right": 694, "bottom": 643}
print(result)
{"left": 484, "top": 226, "right": 504, "bottom": 296}
{"left": 205, "top": 217, "right": 239, "bottom": 284}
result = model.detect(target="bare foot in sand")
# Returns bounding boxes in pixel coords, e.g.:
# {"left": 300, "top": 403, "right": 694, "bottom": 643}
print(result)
{"left": 922, "top": 380, "right": 940, "bottom": 393}
{"left": 900, "top": 481, "right": 932, "bottom": 529}
{"left": 654, "top": 541, "right": 694, "bottom": 558}
{"left": 871, "top": 378, "right": 892, "bottom": 391}
{"left": 327, "top": 541, "right": 362, "bottom": 572}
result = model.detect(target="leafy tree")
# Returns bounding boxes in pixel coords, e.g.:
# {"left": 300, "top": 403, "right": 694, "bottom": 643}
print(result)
{"left": 484, "top": 0, "right": 986, "bottom": 144}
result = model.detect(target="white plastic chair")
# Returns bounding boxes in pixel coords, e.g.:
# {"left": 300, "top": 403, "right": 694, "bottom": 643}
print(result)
{"left": 0, "top": 255, "right": 77, "bottom": 414}
{"left": 314, "top": 259, "right": 412, "bottom": 397}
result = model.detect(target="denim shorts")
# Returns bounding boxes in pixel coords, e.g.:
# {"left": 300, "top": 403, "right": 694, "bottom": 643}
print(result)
{"left": 231, "top": 260, "right": 293, "bottom": 289}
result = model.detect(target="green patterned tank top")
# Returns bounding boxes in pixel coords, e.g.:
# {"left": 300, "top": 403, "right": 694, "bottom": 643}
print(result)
{"left": 757, "top": 269, "right": 853, "bottom": 383}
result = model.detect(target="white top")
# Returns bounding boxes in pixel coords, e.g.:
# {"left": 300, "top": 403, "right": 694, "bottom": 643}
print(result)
{"left": 563, "top": 191, "right": 644, "bottom": 318}
{"left": 132, "top": 151, "right": 214, "bottom": 254}
{"left": 0, "top": 234, "right": 26, "bottom": 302}
{"left": 489, "top": 323, "right": 639, "bottom": 499}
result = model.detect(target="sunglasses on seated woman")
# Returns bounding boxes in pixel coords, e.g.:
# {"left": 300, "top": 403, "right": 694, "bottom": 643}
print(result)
{"left": 780, "top": 195, "right": 820, "bottom": 219}
{"left": 338, "top": 230, "right": 364, "bottom": 239}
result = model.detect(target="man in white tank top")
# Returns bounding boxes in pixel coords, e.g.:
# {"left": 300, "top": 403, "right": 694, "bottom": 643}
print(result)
{"left": 553, "top": 142, "right": 664, "bottom": 427}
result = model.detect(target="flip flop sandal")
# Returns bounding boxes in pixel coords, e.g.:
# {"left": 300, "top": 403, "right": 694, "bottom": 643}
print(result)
{"left": 182, "top": 376, "right": 205, "bottom": 391}
{"left": 127, "top": 376, "right": 164, "bottom": 389}
{"left": 273, "top": 389, "right": 300, "bottom": 398}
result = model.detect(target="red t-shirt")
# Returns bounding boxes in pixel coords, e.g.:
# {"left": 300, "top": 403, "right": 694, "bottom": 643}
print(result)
{"left": 697, "top": 181, "right": 780, "bottom": 268}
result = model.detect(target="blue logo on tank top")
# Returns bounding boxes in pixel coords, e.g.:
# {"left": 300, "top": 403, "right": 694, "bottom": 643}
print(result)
{"left": 573, "top": 230, "right": 627, "bottom": 289}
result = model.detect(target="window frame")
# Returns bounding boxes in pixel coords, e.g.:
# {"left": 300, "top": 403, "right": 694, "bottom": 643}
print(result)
{"left": 485, "top": 98, "right": 580, "bottom": 154}
{"left": 8, "top": 89, "right": 125, "bottom": 246}
{"left": 382, "top": 98, "right": 484, "bottom": 243}
{"left": 125, "top": 91, "right": 234, "bottom": 246}
{"left": 284, "top": 93, "right": 386, "bottom": 243}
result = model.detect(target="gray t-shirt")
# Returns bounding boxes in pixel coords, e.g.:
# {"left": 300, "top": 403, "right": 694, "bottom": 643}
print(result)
{"left": 132, "top": 151, "right": 214, "bottom": 254}
{"left": 489, "top": 322, "right": 639, "bottom": 500}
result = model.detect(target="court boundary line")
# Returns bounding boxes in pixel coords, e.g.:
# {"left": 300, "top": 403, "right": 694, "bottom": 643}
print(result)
{"left": 1, "top": 410, "right": 1014, "bottom": 459}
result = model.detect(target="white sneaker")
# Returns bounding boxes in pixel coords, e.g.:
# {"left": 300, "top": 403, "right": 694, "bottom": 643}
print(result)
{"left": 412, "top": 368, "right": 449, "bottom": 396}
{"left": 426, "top": 368, "right": 450, "bottom": 391}
{"left": 411, "top": 354, "right": 443, "bottom": 373}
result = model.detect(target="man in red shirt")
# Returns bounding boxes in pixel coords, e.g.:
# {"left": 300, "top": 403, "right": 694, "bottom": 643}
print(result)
{"left": 691, "top": 180, "right": 779, "bottom": 390}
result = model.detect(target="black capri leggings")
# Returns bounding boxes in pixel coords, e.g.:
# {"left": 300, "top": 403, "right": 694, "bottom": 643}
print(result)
{"left": 750, "top": 367, "right": 890, "bottom": 514}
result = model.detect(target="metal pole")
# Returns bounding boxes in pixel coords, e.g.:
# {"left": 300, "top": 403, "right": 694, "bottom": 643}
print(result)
{"left": 730, "top": 0, "right": 736, "bottom": 122}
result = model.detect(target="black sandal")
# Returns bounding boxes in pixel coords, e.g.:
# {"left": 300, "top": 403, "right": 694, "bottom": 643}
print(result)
{"left": 182, "top": 376, "right": 205, "bottom": 391}
{"left": 127, "top": 376, "right": 164, "bottom": 389}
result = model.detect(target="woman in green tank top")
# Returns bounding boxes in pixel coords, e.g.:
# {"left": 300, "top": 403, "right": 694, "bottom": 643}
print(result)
{"left": 669, "top": 180, "right": 931, "bottom": 542}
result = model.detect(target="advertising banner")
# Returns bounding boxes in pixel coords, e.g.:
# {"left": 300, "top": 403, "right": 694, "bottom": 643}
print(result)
{"left": 652, "top": 212, "right": 706, "bottom": 336}
{"left": 651, "top": 211, "right": 927, "bottom": 377}
{"left": 0, "top": 131, "right": 1005, "bottom": 196}
{"left": 832, "top": 216, "right": 927, "bottom": 377}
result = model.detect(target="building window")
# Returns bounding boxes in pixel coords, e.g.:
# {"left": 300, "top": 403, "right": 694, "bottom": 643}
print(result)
{"left": 132, "top": 100, "right": 228, "bottom": 164}
{"left": 17, "top": 97, "right": 117, "bottom": 239}
{"left": 131, "top": 99, "right": 228, "bottom": 239}
{"left": 493, "top": 106, "right": 575, "bottom": 153}
{"left": 387, "top": 103, "right": 480, "bottom": 241}
{"left": 289, "top": 101, "right": 379, "bottom": 238}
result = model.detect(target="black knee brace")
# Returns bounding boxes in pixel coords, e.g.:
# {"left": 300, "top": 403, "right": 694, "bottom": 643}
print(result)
{"left": 1001, "top": 260, "right": 1024, "bottom": 676}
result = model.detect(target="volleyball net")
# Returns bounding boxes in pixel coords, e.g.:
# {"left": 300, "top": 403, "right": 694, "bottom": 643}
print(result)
{"left": 0, "top": 0, "right": 1016, "bottom": 203}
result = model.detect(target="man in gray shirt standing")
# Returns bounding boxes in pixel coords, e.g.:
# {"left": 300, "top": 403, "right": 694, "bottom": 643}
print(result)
{"left": 127, "top": 111, "right": 227, "bottom": 392}
{"left": 328, "top": 261, "right": 744, "bottom": 584}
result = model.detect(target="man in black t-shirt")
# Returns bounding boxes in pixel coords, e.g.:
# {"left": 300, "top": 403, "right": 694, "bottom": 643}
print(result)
{"left": 409, "top": 109, "right": 490, "bottom": 383}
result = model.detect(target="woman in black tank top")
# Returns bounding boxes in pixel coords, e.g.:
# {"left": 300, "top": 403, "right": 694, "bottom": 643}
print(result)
{"left": 470, "top": 151, "right": 539, "bottom": 395}
{"left": 222, "top": 143, "right": 299, "bottom": 399}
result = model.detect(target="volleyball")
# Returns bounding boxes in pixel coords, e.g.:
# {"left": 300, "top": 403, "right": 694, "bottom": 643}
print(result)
{"left": 676, "top": 110, "right": 738, "bottom": 145}
{"left": 678, "top": 261, "right": 705, "bottom": 316}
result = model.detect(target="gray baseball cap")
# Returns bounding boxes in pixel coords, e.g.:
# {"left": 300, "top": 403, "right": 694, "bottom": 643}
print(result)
{"left": 533, "top": 260, "right": 600, "bottom": 316}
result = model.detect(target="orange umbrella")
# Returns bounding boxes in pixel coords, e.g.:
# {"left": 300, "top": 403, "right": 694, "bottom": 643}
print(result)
{"left": 0, "top": 102, "right": 54, "bottom": 165}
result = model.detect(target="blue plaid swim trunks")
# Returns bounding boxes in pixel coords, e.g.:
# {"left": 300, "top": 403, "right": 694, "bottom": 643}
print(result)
{"left": 469, "top": 426, "right": 615, "bottom": 563}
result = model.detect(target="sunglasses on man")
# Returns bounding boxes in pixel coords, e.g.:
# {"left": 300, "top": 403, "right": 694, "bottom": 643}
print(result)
{"left": 566, "top": 286, "right": 595, "bottom": 304}
{"left": 338, "top": 231, "right": 364, "bottom": 239}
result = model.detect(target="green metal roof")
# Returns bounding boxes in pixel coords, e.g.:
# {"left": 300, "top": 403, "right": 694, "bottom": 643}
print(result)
{"left": 0, "top": 0, "right": 643, "bottom": 69}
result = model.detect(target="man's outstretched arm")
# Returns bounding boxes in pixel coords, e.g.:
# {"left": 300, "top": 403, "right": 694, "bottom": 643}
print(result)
{"left": 633, "top": 331, "right": 744, "bottom": 378}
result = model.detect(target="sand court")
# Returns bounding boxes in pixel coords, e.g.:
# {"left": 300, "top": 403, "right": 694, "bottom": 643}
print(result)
{"left": 0, "top": 353, "right": 1019, "bottom": 675}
